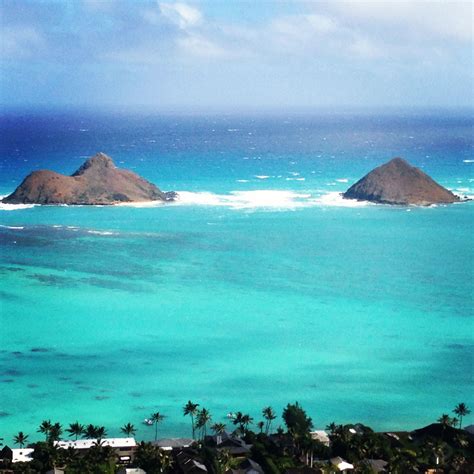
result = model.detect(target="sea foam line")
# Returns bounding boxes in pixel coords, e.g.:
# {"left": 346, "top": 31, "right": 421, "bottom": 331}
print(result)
{"left": 0, "top": 191, "right": 375, "bottom": 211}
{"left": 174, "top": 190, "right": 372, "bottom": 210}
{"left": 0, "top": 203, "right": 36, "bottom": 211}
{"left": 0, "top": 224, "right": 25, "bottom": 230}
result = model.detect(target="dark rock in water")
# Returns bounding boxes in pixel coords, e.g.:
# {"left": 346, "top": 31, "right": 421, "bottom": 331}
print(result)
{"left": 2, "top": 152, "right": 177, "bottom": 205}
{"left": 164, "top": 191, "right": 178, "bottom": 202}
{"left": 343, "top": 157, "right": 461, "bottom": 205}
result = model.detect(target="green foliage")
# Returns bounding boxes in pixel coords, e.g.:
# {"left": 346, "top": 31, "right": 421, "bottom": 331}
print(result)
{"left": 134, "top": 441, "right": 164, "bottom": 474}
{"left": 453, "top": 402, "right": 471, "bottom": 429}
{"left": 13, "top": 431, "right": 29, "bottom": 448}
{"left": 83, "top": 424, "right": 107, "bottom": 439}
{"left": 120, "top": 422, "right": 136, "bottom": 437}
{"left": 251, "top": 441, "right": 282, "bottom": 474}
{"left": 282, "top": 402, "right": 313, "bottom": 438}
{"left": 195, "top": 408, "right": 212, "bottom": 439}
{"left": 183, "top": 400, "right": 200, "bottom": 439}
{"left": 66, "top": 422, "right": 85, "bottom": 440}
{"left": 149, "top": 412, "right": 165, "bottom": 441}
{"left": 262, "top": 406, "right": 277, "bottom": 434}
{"left": 30, "top": 441, "right": 62, "bottom": 471}
{"left": 37, "top": 420, "right": 53, "bottom": 441}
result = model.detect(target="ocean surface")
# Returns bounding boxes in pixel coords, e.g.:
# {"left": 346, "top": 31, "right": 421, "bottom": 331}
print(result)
{"left": 0, "top": 110, "right": 473, "bottom": 443}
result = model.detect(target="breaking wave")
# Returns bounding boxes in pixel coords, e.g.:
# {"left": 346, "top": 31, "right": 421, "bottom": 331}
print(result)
{"left": 0, "top": 200, "right": 36, "bottom": 211}
{"left": 173, "top": 190, "right": 372, "bottom": 210}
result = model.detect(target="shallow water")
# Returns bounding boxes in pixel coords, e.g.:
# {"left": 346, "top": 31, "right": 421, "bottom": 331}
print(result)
{"left": 0, "top": 111, "right": 473, "bottom": 442}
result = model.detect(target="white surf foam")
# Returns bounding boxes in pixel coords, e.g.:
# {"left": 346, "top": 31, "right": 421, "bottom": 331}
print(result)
{"left": 0, "top": 202, "right": 36, "bottom": 211}
{"left": 87, "top": 230, "right": 117, "bottom": 236}
{"left": 174, "top": 190, "right": 373, "bottom": 210}
{"left": 174, "top": 190, "right": 313, "bottom": 210}
{"left": 313, "top": 192, "right": 373, "bottom": 208}
{"left": 336, "top": 178, "right": 349, "bottom": 183}
{"left": 0, "top": 225, "right": 24, "bottom": 230}
{"left": 462, "top": 159, "right": 474, "bottom": 163}
{"left": 115, "top": 201, "right": 166, "bottom": 208}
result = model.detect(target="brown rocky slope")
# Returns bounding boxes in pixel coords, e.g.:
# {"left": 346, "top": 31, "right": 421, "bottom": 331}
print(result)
{"left": 342, "top": 157, "right": 461, "bottom": 205}
{"left": 2, "top": 153, "right": 176, "bottom": 205}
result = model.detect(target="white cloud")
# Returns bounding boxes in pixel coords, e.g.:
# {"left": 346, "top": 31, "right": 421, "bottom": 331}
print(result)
{"left": 159, "top": 2, "right": 202, "bottom": 30}
{"left": 325, "top": 1, "right": 472, "bottom": 43}
{"left": 270, "top": 13, "right": 338, "bottom": 42}
{"left": 349, "top": 36, "right": 381, "bottom": 59}
{"left": 177, "top": 34, "right": 228, "bottom": 58}
{"left": 1, "top": 26, "right": 44, "bottom": 58}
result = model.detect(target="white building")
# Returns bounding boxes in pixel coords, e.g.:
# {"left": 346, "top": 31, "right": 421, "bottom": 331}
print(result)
{"left": 11, "top": 448, "right": 34, "bottom": 463}
{"left": 310, "top": 430, "right": 330, "bottom": 446}
{"left": 54, "top": 437, "right": 136, "bottom": 463}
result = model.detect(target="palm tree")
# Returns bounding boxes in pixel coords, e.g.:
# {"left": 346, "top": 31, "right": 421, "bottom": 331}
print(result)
{"left": 233, "top": 412, "right": 244, "bottom": 431}
{"left": 49, "top": 422, "right": 63, "bottom": 442}
{"left": 438, "top": 414, "right": 452, "bottom": 427}
{"left": 453, "top": 403, "right": 471, "bottom": 429}
{"left": 38, "top": 420, "right": 52, "bottom": 441}
{"left": 257, "top": 421, "right": 265, "bottom": 433}
{"left": 66, "top": 422, "right": 84, "bottom": 440}
{"left": 241, "top": 414, "right": 254, "bottom": 432}
{"left": 183, "top": 400, "right": 199, "bottom": 439}
{"left": 211, "top": 422, "right": 226, "bottom": 435}
{"left": 95, "top": 426, "right": 107, "bottom": 440}
{"left": 196, "top": 408, "right": 212, "bottom": 439}
{"left": 83, "top": 424, "right": 106, "bottom": 439}
{"left": 262, "top": 406, "right": 277, "bottom": 434}
{"left": 121, "top": 423, "right": 136, "bottom": 437}
{"left": 84, "top": 424, "right": 98, "bottom": 439}
{"left": 325, "top": 422, "right": 337, "bottom": 435}
{"left": 13, "top": 431, "right": 28, "bottom": 448}
{"left": 150, "top": 412, "right": 165, "bottom": 441}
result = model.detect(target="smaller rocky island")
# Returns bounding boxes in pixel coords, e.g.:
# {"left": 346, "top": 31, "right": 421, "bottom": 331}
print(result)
{"left": 343, "top": 157, "right": 461, "bottom": 205}
{"left": 2, "top": 153, "right": 176, "bottom": 205}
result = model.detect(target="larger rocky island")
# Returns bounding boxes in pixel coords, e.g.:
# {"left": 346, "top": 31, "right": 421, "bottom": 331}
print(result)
{"left": 343, "top": 157, "right": 461, "bottom": 205}
{"left": 2, "top": 153, "right": 176, "bottom": 205}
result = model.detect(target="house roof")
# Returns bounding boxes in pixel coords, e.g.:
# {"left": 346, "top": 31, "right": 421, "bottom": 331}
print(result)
{"left": 310, "top": 430, "right": 330, "bottom": 444}
{"left": 55, "top": 437, "right": 136, "bottom": 450}
{"left": 116, "top": 469, "right": 147, "bottom": 474}
{"left": 152, "top": 438, "right": 194, "bottom": 450}
{"left": 331, "top": 457, "right": 354, "bottom": 471}
{"left": 11, "top": 448, "right": 34, "bottom": 463}
{"left": 365, "top": 459, "right": 388, "bottom": 472}
{"left": 177, "top": 451, "right": 208, "bottom": 473}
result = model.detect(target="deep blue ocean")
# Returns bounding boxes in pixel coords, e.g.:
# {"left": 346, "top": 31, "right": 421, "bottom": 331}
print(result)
{"left": 0, "top": 110, "right": 473, "bottom": 443}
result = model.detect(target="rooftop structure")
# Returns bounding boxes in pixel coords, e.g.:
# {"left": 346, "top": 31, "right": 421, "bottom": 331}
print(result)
{"left": 152, "top": 438, "right": 194, "bottom": 451}
{"left": 11, "top": 448, "right": 34, "bottom": 463}
{"left": 310, "top": 430, "right": 330, "bottom": 446}
{"left": 55, "top": 437, "right": 136, "bottom": 450}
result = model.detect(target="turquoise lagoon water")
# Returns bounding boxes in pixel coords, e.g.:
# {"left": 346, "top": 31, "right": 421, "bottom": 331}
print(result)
{"left": 0, "top": 111, "right": 473, "bottom": 442}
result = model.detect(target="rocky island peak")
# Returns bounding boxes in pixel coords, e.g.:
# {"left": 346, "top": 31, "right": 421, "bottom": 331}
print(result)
{"left": 343, "top": 157, "right": 461, "bottom": 206}
{"left": 2, "top": 153, "right": 176, "bottom": 205}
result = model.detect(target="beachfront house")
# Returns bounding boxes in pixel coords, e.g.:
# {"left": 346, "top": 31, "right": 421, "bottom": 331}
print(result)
{"left": 330, "top": 457, "right": 354, "bottom": 472}
{"left": 55, "top": 437, "right": 136, "bottom": 464}
{"left": 310, "top": 430, "right": 330, "bottom": 446}
{"left": 1, "top": 447, "right": 34, "bottom": 464}
{"left": 151, "top": 438, "right": 195, "bottom": 451}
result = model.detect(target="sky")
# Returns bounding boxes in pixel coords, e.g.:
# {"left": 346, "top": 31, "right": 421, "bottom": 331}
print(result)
{"left": 0, "top": 0, "right": 473, "bottom": 111}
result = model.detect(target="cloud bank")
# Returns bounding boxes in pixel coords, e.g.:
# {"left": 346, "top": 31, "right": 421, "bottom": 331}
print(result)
{"left": 0, "top": 0, "right": 472, "bottom": 109}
